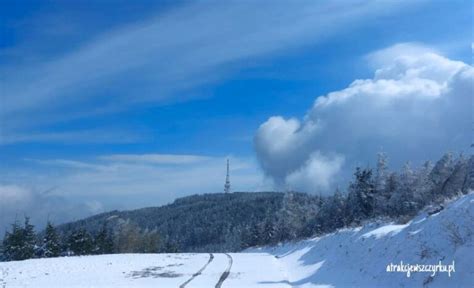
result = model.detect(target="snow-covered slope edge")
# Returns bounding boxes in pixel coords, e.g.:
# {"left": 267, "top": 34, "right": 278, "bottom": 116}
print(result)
{"left": 249, "top": 193, "right": 474, "bottom": 288}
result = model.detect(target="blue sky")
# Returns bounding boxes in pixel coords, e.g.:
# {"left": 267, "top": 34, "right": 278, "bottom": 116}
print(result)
{"left": 0, "top": 0, "right": 472, "bottom": 231}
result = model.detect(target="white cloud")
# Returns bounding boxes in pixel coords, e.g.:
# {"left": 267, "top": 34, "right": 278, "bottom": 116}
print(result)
{"left": 0, "top": 185, "right": 33, "bottom": 209}
{"left": 0, "top": 184, "right": 100, "bottom": 235}
{"left": 0, "top": 129, "right": 145, "bottom": 145}
{"left": 2, "top": 1, "right": 412, "bottom": 136}
{"left": 286, "top": 152, "right": 345, "bottom": 192}
{"left": 254, "top": 43, "right": 473, "bottom": 193}
{"left": 100, "top": 154, "right": 212, "bottom": 165}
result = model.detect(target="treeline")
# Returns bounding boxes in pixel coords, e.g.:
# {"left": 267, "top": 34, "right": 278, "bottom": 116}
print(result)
{"left": 0, "top": 218, "right": 177, "bottom": 261}
{"left": 281, "top": 152, "right": 472, "bottom": 241}
{"left": 1, "top": 152, "right": 471, "bottom": 260}
{"left": 240, "top": 152, "right": 472, "bottom": 247}
{"left": 54, "top": 192, "right": 311, "bottom": 253}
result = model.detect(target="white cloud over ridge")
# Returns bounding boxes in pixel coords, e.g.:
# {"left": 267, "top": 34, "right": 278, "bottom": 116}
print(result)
{"left": 0, "top": 184, "right": 98, "bottom": 235}
{"left": 254, "top": 43, "right": 473, "bottom": 193}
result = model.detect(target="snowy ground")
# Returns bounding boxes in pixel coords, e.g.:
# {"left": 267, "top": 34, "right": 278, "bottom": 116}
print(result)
{"left": 1, "top": 193, "right": 473, "bottom": 287}
{"left": 0, "top": 253, "right": 288, "bottom": 288}
{"left": 250, "top": 193, "right": 474, "bottom": 287}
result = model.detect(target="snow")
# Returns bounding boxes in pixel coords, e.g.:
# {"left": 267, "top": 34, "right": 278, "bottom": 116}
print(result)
{"left": 0, "top": 253, "right": 289, "bottom": 288}
{"left": 361, "top": 222, "right": 410, "bottom": 239}
{"left": 1, "top": 193, "right": 473, "bottom": 287}
{"left": 249, "top": 193, "right": 474, "bottom": 287}
{"left": 0, "top": 253, "right": 211, "bottom": 288}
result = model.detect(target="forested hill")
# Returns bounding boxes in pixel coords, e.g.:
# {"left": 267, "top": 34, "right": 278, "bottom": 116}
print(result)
{"left": 52, "top": 152, "right": 472, "bottom": 255}
{"left": 58, "top": 191, "right": 320, "bottom": 252}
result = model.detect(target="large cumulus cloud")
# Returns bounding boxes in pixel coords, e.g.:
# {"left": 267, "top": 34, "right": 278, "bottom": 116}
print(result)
{"left": 254, "top": 43, "right": 473, "bottom": 193}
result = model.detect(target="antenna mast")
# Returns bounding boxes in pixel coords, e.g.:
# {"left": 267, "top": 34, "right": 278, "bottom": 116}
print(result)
{"left": 224, "top": 159, "right": 231, "bottom": 193}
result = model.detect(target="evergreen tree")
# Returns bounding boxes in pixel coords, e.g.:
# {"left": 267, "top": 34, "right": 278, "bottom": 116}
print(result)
{"left": 2, "top": 221, "right": 24, "bottom": 261}
{"left": 346, "top": 167, "right": 375, "bottom": 223}
{"left": 67, "top": 228, "right": 94, "bottom": 255}
{"left": 382, "top": 172, "right": 399, "bottom": 215}
{"left": 441, "top": 155, "right": 469, "bottom": 198}
{"left": 413, "top": 161, "right": 434, "bottom": 206}
{"left": 2, "top": 217, "right": 36, "bottom": 261}
{"left": 329, "top": 188, "right": 346, "bottom": 228}
{"left": 259, "top": 219, "right": 276, "bottom": 244}
{"left": 390, "top": 162, "right": 418, "bottom": 216}
{"left": 94, "top": 223, "right": 114, "bottom": 254}
{"left": 22, "top": 217, "right": 36, "bottom": 260}
{"left": 429, "top": 152, "right": 455, "bottom": 200}
{"left": 42, "top": 221, "right": 62, "bottom": 258}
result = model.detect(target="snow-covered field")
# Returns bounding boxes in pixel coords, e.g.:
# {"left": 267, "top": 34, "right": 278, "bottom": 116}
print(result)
{"left": 1, "top": 193, "right": 473, "bottom": 287}
{"left": 0, "top": 252, "right": 288, "bottom": 288}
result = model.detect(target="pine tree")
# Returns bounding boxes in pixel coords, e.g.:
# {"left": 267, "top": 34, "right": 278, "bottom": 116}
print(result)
{"left": 346, "top": 167, "right": 375, "bottom": 223}
{"left": 42, "top": 222, "right": 62, "bottom": 258}
{"left": 22, "top": 217, "right": 36, "bottom": 260}
{"left": 259, "top": 219, "right": 276, "bottom": 244}
{"left": 390, "top": 162, "right": 418, "bottom": 216}
{"left": 413, "top": 161, "right": 434, "bottom": 206}
{"left": 2, "top": 221, "right": 24, "bottom": 261}
{"left": 67, "top": 228, "right": 94, "bottom": 255}
{"left": 383, "top": 172, "right": 399, "bottom": 215}
{"left": 2, "top": 217, "right": 36, "bottom": 261}
{"left": 429, "top": 152, "right": 455, "bottom": 200}
{"left": 441, "top": 155, "right": 469, "bottom": 198}
{"left": 94, "top": 223, "right": 114, "bottom": 254}
{"left": 329, "top": 188, "right": 346, "bottom": 228}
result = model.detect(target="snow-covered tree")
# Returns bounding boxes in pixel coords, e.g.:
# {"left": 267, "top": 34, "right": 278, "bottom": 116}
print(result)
{"left": 2, "top": 217, "right": 36, "bottom": 261}
{"left": 441, "top": 155, "right": 469, "bottom": 198}
{"left": 429, "top": 152, "right": 455, "bottom": 200}
{"left": 373, "top": 153, "right": 390, "bottom": 216}
{"left": 346, "top": 167, "right": 375, "bottom": 224}
{"left": 388, "top": 162, "right": 419, "bottom": 216}
{"left": 412, "top": 161, "right": 434, "bottom": 206}
{"left": 42, "top": 221, "right": 61, "bottom": 258}
{"left": 2, "top": 222, "right": 24, "bottom": 261}
{"left": 22, "top": 217, "right": 36, "bottom": 259}
{"left": 375, "top": 152, "right": 388, "bottom": 193}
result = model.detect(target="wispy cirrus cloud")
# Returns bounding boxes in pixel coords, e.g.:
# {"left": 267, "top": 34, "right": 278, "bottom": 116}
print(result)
{"left": 1, "top": 0, "right": 413, "bottom": 140}
{"left": 99, "top": 154, "right": 212, "bottom": 165}
{"left": 0, "top": 128, "right": 147, "bottom": 145}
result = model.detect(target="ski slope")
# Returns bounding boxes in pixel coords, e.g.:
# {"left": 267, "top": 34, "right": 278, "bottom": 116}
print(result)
{"left": 1, "top": 193, "right": 473, "bottom": 287}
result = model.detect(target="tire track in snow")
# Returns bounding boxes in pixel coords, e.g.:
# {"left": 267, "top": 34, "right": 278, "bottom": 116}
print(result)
{"left": 215, "top": 253, "right": 232, "bottom": 288}
{"left": 179, "top": 253, "right": 214, "bottom": 288}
